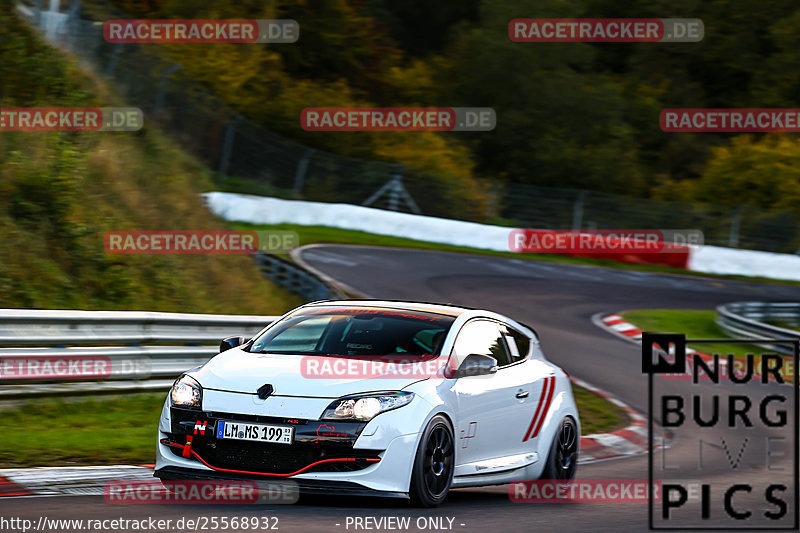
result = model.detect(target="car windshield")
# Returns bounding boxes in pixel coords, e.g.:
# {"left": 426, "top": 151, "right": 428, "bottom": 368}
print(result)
{"left": 249, "top": 307, "right": 456, "bottom": 356}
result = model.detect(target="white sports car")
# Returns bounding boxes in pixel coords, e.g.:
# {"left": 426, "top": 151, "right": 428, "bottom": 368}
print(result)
{"left": 154, "top": 300, "right": 580, "bottom": 506}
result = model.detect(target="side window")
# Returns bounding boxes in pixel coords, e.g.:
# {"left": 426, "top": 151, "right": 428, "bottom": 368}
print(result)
{"left": 503, "top": 327, "right": 531, "bottom": 363}
{"left": 451, "top": 320, "right": 512, "bottom": 367}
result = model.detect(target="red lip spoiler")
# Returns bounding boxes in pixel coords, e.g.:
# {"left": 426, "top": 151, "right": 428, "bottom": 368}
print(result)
{"left": 161, "top": 439, "right": 380, "bottom": 477}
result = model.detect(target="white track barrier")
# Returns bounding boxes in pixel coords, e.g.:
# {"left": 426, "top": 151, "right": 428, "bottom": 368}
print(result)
{"left": 205, "top": 192, "right": 800, "bottom": 282}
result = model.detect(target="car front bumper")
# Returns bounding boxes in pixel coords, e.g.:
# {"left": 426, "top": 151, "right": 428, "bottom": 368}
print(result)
{"left": 154, "top": 402, "right": 423, "bottom": 495}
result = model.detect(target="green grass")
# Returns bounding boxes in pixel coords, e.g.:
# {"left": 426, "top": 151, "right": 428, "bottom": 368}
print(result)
{"left": 0, "top": 393, "right": 165, "bottom": 467}
{"left": 621, "top": 309, "right": 766, "bottom": 359}
{"left": 767, "top": 319, "right": 800, "bottom": 331}
{"left": 1, "top": 385, "right": 624, "bottom": 467}
{"left": 230, "top": 223, "right": 800, "bottom": 287}
{"left": 573, "top": 385, "right": 628, "bottom": 435}
{"left": 621, "top": 308, "right": 797, "bottom": 382}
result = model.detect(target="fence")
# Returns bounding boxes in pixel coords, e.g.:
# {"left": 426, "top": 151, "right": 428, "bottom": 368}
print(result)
{"left": 13, "top": 1, "right": 800, "bottom": 253}
{"left": 716, "top": 302, "right": 800, "bottom": 355}
{"left": 0, "top": 309, "right": 278, "bottom": 397}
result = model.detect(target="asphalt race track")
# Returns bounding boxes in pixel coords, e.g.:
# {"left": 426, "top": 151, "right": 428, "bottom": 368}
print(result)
{"left": 5, "top": 245, "right": 800, "bottom": 532}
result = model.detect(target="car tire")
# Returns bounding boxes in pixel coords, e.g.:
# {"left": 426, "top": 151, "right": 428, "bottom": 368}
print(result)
{"left": 409, "top": 414, "right": 454, "bottom": 507}
{"left": 541, "top": 416, "right": 579, "bottom": 481}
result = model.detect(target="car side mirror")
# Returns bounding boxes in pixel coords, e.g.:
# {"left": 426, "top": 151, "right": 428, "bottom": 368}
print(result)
{"left": 219, "top": 336, "right": 245, "bottom": 353}
{"left": 454, "top": 354, "right": 498, "bottom": 378}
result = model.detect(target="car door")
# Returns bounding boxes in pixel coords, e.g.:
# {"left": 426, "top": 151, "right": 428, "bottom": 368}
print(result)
{"left": 450, "top": 319, "right": 542, "bottom": 467}
{"left": 500, "top": 324, "right": 556, "bottom": 453}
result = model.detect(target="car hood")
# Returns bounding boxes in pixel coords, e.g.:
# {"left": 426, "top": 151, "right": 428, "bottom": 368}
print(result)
{"left": 191, "top": 348, "right": 442, "bottom": 398}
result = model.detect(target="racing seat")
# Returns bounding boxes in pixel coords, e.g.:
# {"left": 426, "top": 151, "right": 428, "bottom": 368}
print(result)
{"left": 342, "top": 329, "right": 393, "bottom": 355}
{"left": 430, "top": 331, "right": 446, "bottom": 355}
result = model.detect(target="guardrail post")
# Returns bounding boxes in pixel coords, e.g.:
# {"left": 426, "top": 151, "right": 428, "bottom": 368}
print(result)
{"left": 292, "top": 149, "right": 315, "bottom": 199}
{"left": 33, "top": 0, "right": 42, "bottom": 25}
{"left": 66, "top": 0, "right": 79, "bottom": 34}
{"left": 104, "top": 43, "right": 123, "bottom": 78}
{"left": 572, "top": 190, "right": 588, "bottom": 230}
{"left": 729, "top": 205, "right": 745, "bottom": 248}
{"left": 219, "top": 115, "right": 242, "bottom": 176}
{"left": 154, "top": 64, "right": 182, "bottom": 114}
{"left": 67, "top": 0, "right": 79, "bottom": 19}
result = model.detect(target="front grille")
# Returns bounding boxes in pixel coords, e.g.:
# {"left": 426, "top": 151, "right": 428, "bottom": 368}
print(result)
{"left": 171, "top": 438, "right": 380, "bottom": 474}
{"left": 169, "top": 407, "right": 367, "bottom": 443}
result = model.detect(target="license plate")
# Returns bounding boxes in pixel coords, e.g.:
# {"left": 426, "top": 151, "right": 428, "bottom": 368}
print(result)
{"left": 216, "top": 421, "right": 294, "bottom": 444}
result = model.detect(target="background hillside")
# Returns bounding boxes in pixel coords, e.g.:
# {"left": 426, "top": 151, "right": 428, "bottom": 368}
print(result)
{"left": 0, "top": 4, "right": 299, "bottom": 312}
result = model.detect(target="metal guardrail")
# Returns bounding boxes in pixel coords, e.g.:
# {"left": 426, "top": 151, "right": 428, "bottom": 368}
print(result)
{"left": 716, "top": 302, "right": 800, "bottom": 355}
{"left": 255, "top": 252, "right": 343, "bottom": 301}
{"left": 0, "top": 309, "right": 278, "bottom": 398}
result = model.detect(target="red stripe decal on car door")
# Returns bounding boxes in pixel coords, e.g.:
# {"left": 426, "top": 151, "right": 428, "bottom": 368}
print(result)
{"left": 530, "top": 376, "right": 556, "bottom": 439}
{"left": 523, "top": 376, "right": 552, "bottom": 442}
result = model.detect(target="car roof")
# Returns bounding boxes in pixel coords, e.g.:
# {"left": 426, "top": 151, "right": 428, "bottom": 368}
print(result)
{"left": 295, "top": 299, "right": 540, "bottom": 338}
{"left": 300, "top": 299, "right": 472, "bottom": 317}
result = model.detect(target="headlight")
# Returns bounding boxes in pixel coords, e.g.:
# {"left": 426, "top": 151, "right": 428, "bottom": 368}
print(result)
{"left": 322, "top": 391, "right": 414, "bottom": 422}
{"left": 170, "top": 375, "right": 202, "bottom": 408}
